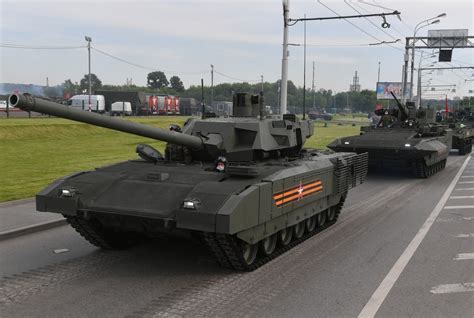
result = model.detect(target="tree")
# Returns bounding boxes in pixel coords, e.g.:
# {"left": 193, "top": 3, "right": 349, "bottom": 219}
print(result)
{"left": 62, "top": 79, "right": 79, "bottom": 96}
{"left": 169, "top": 76, "right": 185, "bottom": 92}
{"left": 147, "top": 71, "right": 169, "bottom": 89}
{"left": 79, "top": 74, "right": 102, "bottom": 92}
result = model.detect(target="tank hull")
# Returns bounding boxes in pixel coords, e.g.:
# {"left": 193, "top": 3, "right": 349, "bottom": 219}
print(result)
{"left": 36, "top": 150, "right": 367, "bottom": 270}
{"left": 328, "top": 128, "right": 451, "bottom": 178}
{"left": 451, "top": 125, "right": 473, "bottom": 155}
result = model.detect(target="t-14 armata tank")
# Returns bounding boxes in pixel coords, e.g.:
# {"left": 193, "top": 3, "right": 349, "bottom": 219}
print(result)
{"left": 10, "top": 92, "right": 367, "bottom": 271}
{"left": 328, "top": 92, "right": 452, "bottom": 178}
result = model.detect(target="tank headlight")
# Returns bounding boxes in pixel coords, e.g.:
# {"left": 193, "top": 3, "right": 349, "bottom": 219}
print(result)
{"left": 59, "top": 188, "right": 76, "bottom": 197}
{"left": 183, "top": 198, "right": 201, "bottom": 210}
{"left": 404, "top": 143, "right": 411, "bottom": 147}
{"left": 344, "top": 141, "right": 350, "bottom": 145}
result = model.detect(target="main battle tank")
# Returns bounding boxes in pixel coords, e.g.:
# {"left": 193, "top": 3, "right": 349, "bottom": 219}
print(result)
{"left": 328, "top": 93, "right": 452, "bottom": 178}
{"left": 10, "top": 92, "right": 367, "bottom": 271}
{"left": 441, "top": 109, "right": 473, "bottom": 155}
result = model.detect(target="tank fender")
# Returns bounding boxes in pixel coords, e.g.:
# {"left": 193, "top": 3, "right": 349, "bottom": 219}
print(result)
{"left": 36, "top": 171, "right": 89, "bottom": 213}
{"left": 215, "top": 184, "right": 261, "bottom": 235}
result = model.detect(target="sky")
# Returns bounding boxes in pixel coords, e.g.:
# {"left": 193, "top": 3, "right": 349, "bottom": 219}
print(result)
{"left": 0, "top": 0, "right": 473, "bottom": 99}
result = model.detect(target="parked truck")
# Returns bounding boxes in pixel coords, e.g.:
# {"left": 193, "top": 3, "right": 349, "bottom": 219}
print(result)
{"left": 67, "top": 95, "right": 105, "bottom": 113}
{"left": 110, "top": 101, "right": 132, "bottom": 116}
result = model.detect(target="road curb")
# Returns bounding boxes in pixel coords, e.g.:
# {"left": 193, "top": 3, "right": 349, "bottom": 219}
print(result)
{"left": 0, "top": 219, "right": 68, "bottom": 241}
{"left": 0, "top": 197, "right": 35, "bottom": 208}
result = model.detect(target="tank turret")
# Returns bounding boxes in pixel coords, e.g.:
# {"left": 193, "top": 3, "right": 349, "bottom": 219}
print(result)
{"left": 9, "top": 93, "right": 313, "bottom": 162}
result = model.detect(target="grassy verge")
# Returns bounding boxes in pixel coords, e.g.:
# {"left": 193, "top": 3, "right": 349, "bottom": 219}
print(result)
{"left": 0, "top": 117, "right": 360, "bottom": 202}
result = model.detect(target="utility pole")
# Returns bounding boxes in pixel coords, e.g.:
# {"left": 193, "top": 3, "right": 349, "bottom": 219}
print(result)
{"left": 402, "top": 38, "right": 409, "bottom": 103}
{"left": 312, "top": 61, "right": 316, "bottom": 110}
{"left": 302, "top": 14, "right": 306, "bottom": 119}
{"left": 201, "top": 78, "right": 205, "bottom": 118}
{"left": 280, "top": 0, "right": 290, "bottom": 115}
{"left": 210, "top": 64, "right": 214, "bottom": 107}
{"left": 261, "top": 75, "right": 264, "bottom": 92}
{"left": 85, "top": 36, "right": 92, "bottom": 111}
{"left": 346, "top": 93, "right": 349, "bottom": 113}
{"left": 377, "top": 61, "right": 381, "bottom": 83}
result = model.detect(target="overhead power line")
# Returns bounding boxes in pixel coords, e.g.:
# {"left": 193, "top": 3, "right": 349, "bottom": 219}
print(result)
{"left": 0, "top": 43, "right": 86, "bottom": 49}
{"left": 344, "top": 0, "right": 399, "bottom": 41}
{"left": 91, "top": 46, "right": 208, "bottom": 75}
{"left": 214, "top": 70, "right": 260, "bottom": 83}
{"left": 353, "top": 1, "right": 406, "bottom": 38}
{"left": 316, "top": 1, "right": 404, "bottom": 53}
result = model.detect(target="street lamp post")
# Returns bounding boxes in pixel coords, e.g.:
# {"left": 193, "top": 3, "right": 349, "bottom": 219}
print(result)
{"left": 377, "top": 61, "right": 381, "bottom": 83}
{"left": 409, "top": 13, "right": 445, "bottom": 100}
{"left": 312, "top": 61, "right": 316, "bottom": 110}
{"left": 210, "top": 64, "right": 214, "bottom": 107}
{"left": 417, "top": 52, "right": 437, "bottom": 107}
{"left": 85, "top": 36, "right": 92, "bottom": 111}
{"left": 302, "top": 14, "right": 307, "bottom": 119}
{"left": 280, "top": 0, "right": 290, "bottom": 115}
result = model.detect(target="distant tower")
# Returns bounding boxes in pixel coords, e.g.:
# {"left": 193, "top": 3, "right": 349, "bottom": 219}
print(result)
{"left": 350, "top": 71, "right": 360, "bottom": 92}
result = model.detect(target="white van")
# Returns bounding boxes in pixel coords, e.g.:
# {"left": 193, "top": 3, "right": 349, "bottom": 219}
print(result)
{"left": 111, "top": 101, "right": 132, "bottom": 116}
{"left": 67, "top": 95, "right": 105, "bottom": 113}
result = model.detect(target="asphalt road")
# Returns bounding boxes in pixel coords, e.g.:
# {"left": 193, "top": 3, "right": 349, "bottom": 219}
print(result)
{"left": 0, "top": 155, "right": 472, "bottom": 317}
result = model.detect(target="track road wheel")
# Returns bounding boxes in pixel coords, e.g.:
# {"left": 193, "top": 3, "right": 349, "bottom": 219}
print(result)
{"left": 306, "top": 216, "right": 317, "bottom": 233}
{"left": 278, "top": 227, "right": 293, "bottom": 246}
{"left": 260, "top": 234, "right": 277, "bottom": 256}
{"left": 317, "top": 211, "right": 327, "bottom": 227}
{"left": 327, "top": 206, "right": 337, "bottom": 222}
{"left": 241, "top": 241, "right": 258, "bottom": 266}
{"left": 294, "top": 221, "right": 305, "bottom": 239}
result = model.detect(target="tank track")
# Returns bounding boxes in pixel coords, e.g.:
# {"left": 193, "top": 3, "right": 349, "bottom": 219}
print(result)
{"left": 64, "top": 215, "right": 137, "bottom": 250}
{"left": 203, "top": 196, "right": 346, "bottom": 271}
{"left": 458, "top": 142, "right": 472, "bottom": 156}
{"left": 413, "top": 159, "right": 446, "bottom": 178}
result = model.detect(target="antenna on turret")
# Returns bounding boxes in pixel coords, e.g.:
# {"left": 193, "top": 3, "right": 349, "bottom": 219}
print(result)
{"left": 390, "top": 91, "right": 409, "bottom": 121}
{"left": 201, "top": 78, "right": 205, "bottom": 119}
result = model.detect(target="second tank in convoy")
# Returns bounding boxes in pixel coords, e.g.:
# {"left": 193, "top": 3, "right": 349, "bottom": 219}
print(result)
{"left": 328, "top": 93, "right": 452, "bottom": 178}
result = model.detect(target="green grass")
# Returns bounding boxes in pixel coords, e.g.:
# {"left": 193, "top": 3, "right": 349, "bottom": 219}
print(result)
{"left": 333, "top": 114, "right": 369, "bottom": 123}
{"left": 0, "top": 117, "right": 360, "bottom": 202}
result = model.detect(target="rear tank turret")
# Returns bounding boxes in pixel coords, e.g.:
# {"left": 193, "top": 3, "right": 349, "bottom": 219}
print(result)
{"left": 328, "top": 93, "right": 452, "bottom": 178}
{"left": 10, "top": 92, "right": 367, "bottom": 271}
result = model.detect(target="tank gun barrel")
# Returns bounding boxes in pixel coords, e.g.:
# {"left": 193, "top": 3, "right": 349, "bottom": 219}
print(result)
{"left": 8, "top": 93, "right": 203, "bottom": 149}
{"left": 390, "top": 91, "right": 409, "bottom": 121}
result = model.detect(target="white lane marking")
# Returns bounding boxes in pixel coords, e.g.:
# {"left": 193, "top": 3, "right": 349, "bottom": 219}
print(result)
{"left": 464, "top": 217, "right": 474, "bottom": 220}
{"left": 430, "top": 283, "right": 474, "bottom": 294}
{"left": 454, "top": 188, "right": 474, "bottom": 191}
{"left": 461, "top": 176, "right": 474, "bottom": 178}
{"left": 358, "top": 155, "right": 471, "bottom": 318}
{"left": 444, "top": 206, "right": 474, "bottom": 209}
{"left": 454, "top": 233, "right": 474, "bottom": 238}
{"left": 449, "top": 196, "right": 474, "bottom": 199}
{"left": 453, "top": 253, "right": 474, "bottom": 260}
{"left": 459, "top": 181, "right": 474, "bottom": 184}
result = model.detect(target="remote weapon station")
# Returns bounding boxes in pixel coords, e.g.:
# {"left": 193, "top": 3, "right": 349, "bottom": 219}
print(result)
{"left": 10, "top": 92, "right": 367, "bottom": 270}
{"left": 328, "top": 92, "right": 452, "bottom": 178}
